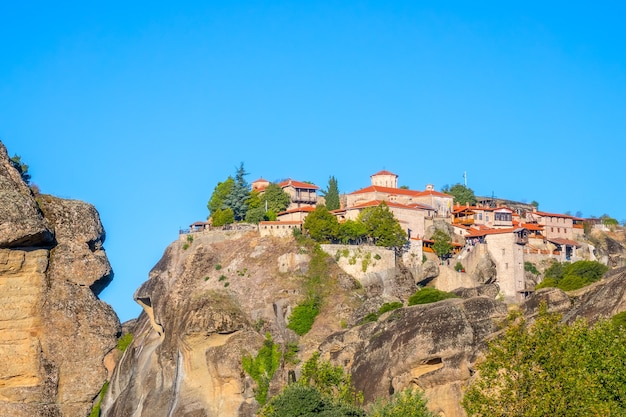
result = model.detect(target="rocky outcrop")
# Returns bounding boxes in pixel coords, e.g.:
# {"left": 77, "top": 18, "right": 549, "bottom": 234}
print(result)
{"left": 319, "top": 297, "right": 508, "bottom": 417}
{"left": 0, "top": 142, "right": 119, "bottom": 417}
{"left": 523, "top": 267, "right": 626, "bottom": 325}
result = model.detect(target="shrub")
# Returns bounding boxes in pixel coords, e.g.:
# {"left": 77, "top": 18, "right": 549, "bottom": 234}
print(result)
{"left": 408, "top": 287, "right": 458, "bottom": 306}
{"left": 358, "top": 302, "right": 403, "bottom": 325}
{"left": 259, "top": 384, "right": 364, "bottom": 417}
{"left": 536, "top": 260, "right": 608, "bottom": 291}
{"left": 218, "top": 275, "right": 227, "bottom": 281}
{"left": 182, "top": 243, "right": 189, "bottom": 250}
{"left": 454, "top": 262, "right": 464, "bottom": 272}
{"left": 287, "top": 299, "right": 320, "bottom": 336}
{"left": 284, "top": 341, "right": 300, "bottom": 365}
{"left": 242, "top": 333, "right": 281, "bottom": 406}
{"left": 88, "top": 381, "right": 109, "bottom": 417}
{"left": 612, "top": 311, "right": 626, "bottom": 328}
{"left": 367, "top": 388, "right": 435, "bottom": 417}
{"left": 116, "top": 333, "right": 133, "bottom": 352}
{"left": 524, "top": 261, "right": 539, "bottom": 275}
{"left": 215, "top": 264, "right": 222, "bottom": 270}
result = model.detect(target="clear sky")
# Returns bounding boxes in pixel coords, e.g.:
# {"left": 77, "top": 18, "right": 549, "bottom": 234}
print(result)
{"left": 2, "top": 1, "right": 625, "bottom": 322}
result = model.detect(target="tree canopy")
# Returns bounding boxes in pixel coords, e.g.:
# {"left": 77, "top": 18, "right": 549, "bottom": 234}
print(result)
{"left": 208, "top": 177, "right": 234, "bottom": 217}
{"left": 223, "top": 162, "right": 250, "bottom": 221}
{"left": 245, "top": 183, "right": 291, "bottom": 223}
{"left": 441, "top": 183, "right": 476, "bottom": 205}
{"left": 321, "top": 176, "right": 341, "bottom": 211}
{"left": 358, "top": 203, "right": 406, "bottom": 250}
{"left": 9, "top": 154, "right": 31, "bottom": 184}
{"left": 462, "top": 309, "right": 626, "bottom": 417}
{"left": 303, "top": 205, "right": 340, "bottom": 243}
{"left": 431, "top": 229, "right": 453, "bottom": 259}
{"left": 535, "top": 260, "right": 608, "bottom": 291}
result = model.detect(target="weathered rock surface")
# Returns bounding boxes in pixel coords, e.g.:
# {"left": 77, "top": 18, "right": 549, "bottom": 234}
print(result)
{"left": 0, "top": 141, "right": 119, "bottom": 417}
{"left": 523, "top": 267, "right": 626, "bottom": 325}
{"left": 319, "top": 297, "right": 508, "bottom": 417}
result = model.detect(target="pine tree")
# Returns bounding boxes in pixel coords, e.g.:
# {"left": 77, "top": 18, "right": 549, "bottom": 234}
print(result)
{"left": 322, "top": 176, "right": 340, "bottom": 210}
{"left": 223, "top": 162, "right": 250, "bottom": 221}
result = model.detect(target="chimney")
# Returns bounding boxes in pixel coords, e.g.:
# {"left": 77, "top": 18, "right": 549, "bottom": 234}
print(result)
{"left": 425, "top": 184, "right": 434, "bottom": 191}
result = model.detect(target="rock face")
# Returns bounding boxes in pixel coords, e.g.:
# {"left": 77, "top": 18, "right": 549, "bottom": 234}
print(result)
{"left": 102, "top": 229, "right": 512, "bottom": 417}
{"left": 319, "top": 297, "right": 507, "bottom": 416}
{"left": 0, "top": 142, "right": 120, "bottom": 417}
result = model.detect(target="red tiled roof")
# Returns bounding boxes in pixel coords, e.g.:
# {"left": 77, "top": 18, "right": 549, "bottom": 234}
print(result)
{"left": 347, "top": 200, "right": 431, "bottom": 211}
{"left": 547, "top": 238, "right": 580, "bottom": 247}
{"left": 413, "top": 189, "right": 453, "bottom": 198}
{"left": 349, "top": 185, "right": 421, "bottom": 196}
{"left": 277, "top": 206, "right": 316, "bottom": 215}
{"left": 252, "top": 178, "right": 269, "bottom": 183}
{"left": 466, "top": 227, "right": 524, "bottom": 237}
{"left": 371, "top": 170, "right": 397, "bottom": 177}
{"left": 259, "top": 220, "right": 302, "bottom": 225}
{"left": 533, "top": 211, "right": 574, "bottom": 219}
{"left": 278, "top": 179, "right": 319, "bottom": 190}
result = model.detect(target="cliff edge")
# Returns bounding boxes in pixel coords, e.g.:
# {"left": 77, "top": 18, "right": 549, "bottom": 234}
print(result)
{"left": 0, "top": 142, "right": 120, "bottom": 417}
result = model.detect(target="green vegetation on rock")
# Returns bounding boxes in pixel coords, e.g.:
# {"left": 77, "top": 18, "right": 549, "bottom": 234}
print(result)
{"left": 242, "top": 333, "right": 281, "bottom": 406}
{"left": 367, "top": 388, "right": 436, "bottom": 417}
{"left": 116, "top": 332, "right": 133, "bottom": 352}
{"left": 535, "top": 260, "right": 608, "bottom": 291}
{"left": 408, "top": 287, "right": 458, "bottom": 306}
{"left": 462, "top": 308, "right": 626, "bottom": 416}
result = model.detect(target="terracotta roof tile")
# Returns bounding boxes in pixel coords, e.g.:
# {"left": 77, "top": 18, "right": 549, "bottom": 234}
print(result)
{"left": 371, "top": 170, "right": 397, "bottom": 177}
{"left": 278, "top": 178, "right": 319, "bottom": 190}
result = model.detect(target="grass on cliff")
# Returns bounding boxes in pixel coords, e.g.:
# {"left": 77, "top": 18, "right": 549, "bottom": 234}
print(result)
{"left": 88, "top": 381, "right": 109, "bottom": 417}
{"left": 408, "top": 287, "right": 458, "bottom": 306}
{"left": 287, "top": 241, "right": 332, "bottom": 336}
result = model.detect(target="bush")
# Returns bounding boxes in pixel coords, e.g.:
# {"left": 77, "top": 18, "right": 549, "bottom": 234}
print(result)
{"left": 408, "top": 287, "right": 458, "bottom": 306}
{"left": 524, "top": 261, "right": 539, "bottom": 275}
{"left": 454, "top": 262, "right": 464, "bottom": 272}
{"left": 116, "top": 333, "right": 133, "bottom": 352}
{"left": 367, "top": 388, "right": 435, "bottom": 417}
{"left": 259, "top": 384, "right": 365, "bottom": 417}
{"left": 242, "top": 333, "right": 281, "bottom": 406}
{"left": 287, "top": 299, "right": 320, "bottom": 336}
{"left": 536, "top": 260, "right": 608, "bottom": 291}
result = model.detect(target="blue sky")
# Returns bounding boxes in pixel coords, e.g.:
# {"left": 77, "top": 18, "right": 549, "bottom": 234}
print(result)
{"left": 2, "top": 1, "right": 625, "bottom": 322}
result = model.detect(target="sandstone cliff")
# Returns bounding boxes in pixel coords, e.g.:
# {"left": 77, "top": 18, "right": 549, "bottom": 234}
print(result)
{"left": 101, "top": 229, "right": 513, "bottom": 417}
{"left": 102, "top": 226, "right": 626, "bottom": 417}
{"left": 0, "top": 142, "right": 120, "bottom": 417}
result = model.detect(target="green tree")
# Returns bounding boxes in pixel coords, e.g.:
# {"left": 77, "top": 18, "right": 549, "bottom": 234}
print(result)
{"left": 9, "top": 154, "right": 31, "bottom": 184}
{"left": 321, "top": 176, "right": 341, "bottom": 211}
{"left": 303, "top": 205, "right": 340, "bottom": 243}
{"left": 212, "top": 208, "right": 235, "bottom": 226}
{"left": 223, "top": 162, "right": 250, "bottom": 221}
{"left": 441, "top": 183, "right": 476, "bottom": 205}
{"left": 242, "top": 333, "right": 282, "bottom": 406}
{"left": 358, "top": 203, "right": 406, "bottom": 250}
{"left": 367, "top": 388, "right": 435, "bottom": 417}
{"left": 263, "top": 183, "right": 291, "bottom": 214}
{"left": 530, "top": 200, "right": 539, "bottom": 208}
{"left": 535, "top": 260, "right": 608, "bottom": 291}
{"left": 431, "top": 229, "right": 452, "bottom": 259}
{"left": 299, "top": 352, "right": 362, "bottom": 406}
{"left": 462, "top": 309, "right": 626, "bottom": 417}
{"left": 338, "top": 220, "right": 367, "bottom": 244}
{"left": 259, "top": 384, "right": 365, "bottom": 417}
{"left": 208, "top": 177, "right": 234, "bottom": 217}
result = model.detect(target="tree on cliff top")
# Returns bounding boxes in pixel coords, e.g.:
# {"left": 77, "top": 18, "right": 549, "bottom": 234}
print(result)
{"left": 358, "top": 203, "right": 406, "bottom": 251}
{"left": 441, "top": 183, "right": 476, "bottom": 205}
{"left": 10, "top": 154, "right": 31, "bottom": 184}
{"left": 207, "top": 163, "right": 251, "bottom": 222}
{"left": 321, "top": 176, "right": 340, "bottom": 211}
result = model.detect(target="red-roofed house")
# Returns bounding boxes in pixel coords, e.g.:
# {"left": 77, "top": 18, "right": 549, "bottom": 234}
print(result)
{"left": 251, "top": 178, "right": 270, "bottom": 192}
{"left": 526, "top": 210, "right": 577, "bottom": 241}
{"left": 346, "top": 172, "right": 452, "bottom": 218}
{"left": 276, "top": 206, "right": 316, "bottom": 222}
{"left": 278, "top": 178, "right": 319, "bottom": 210}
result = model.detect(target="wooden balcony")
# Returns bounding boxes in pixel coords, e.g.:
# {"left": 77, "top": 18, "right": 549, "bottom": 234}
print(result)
{"left": 453, "top": 217, "right": 474, "bottom": 225}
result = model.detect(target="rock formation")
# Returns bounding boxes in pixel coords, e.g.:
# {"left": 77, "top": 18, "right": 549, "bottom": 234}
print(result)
{"left": 0, "top": 142, "right": 120, "bottom": 417}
